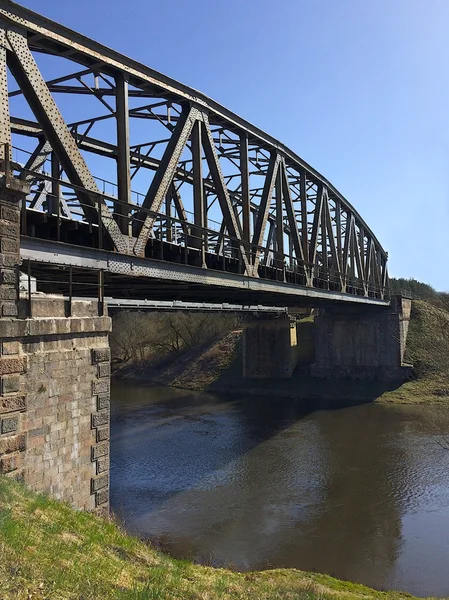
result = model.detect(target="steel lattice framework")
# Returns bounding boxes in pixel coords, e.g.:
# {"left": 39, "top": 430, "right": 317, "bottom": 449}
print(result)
{"left": 0, "top": 1, "right": 389, "bottom": 304}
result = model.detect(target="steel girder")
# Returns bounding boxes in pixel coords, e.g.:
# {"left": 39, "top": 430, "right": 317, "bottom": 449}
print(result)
{"left": 0, "top": 0, "right": 389, "bottom": 301}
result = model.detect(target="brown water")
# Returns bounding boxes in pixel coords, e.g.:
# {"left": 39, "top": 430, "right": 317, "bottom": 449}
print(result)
{"left": 110, "top": 381, "right": 449, "bottom": 597}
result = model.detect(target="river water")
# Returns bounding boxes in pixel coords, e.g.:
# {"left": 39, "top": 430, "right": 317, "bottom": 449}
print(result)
{"left": 110, "top": 381, "right": 449, "bottom": 597}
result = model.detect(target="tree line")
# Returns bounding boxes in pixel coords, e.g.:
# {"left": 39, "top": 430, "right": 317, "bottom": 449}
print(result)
{"left": 110, "top": 311, "right": 239, "bottom": 366}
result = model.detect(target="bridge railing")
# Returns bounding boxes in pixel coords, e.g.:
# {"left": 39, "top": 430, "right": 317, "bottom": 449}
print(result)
{"left": 7, "top": 146, "right": 388, "bottom": 302}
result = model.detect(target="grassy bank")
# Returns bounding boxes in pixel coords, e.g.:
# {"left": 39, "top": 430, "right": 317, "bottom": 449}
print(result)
{"left": 377, "top": 300, "right": 449, "bottom": 405}
{"left": 117, "top": 300, "right": 449, "bottom": 406}
{"left": 0, "top": 476, "right": 424, "bottom": 600}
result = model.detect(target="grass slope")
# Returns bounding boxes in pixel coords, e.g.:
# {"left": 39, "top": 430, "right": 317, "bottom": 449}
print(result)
{"left": 377, "top": 300, "right": 449, "bottom": 405}
{"left": 0, "top": 476, "right": 424, "bottom": 600}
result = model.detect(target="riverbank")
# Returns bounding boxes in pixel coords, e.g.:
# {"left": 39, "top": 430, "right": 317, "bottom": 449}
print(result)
{"left": 0, "top": 476, "right": 427, "bottom": 600}
{"left": 115, "top": 300, "right": 449, "bottom": 406}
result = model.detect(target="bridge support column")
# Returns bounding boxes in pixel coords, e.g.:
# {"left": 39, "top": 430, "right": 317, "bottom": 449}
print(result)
{"left": 311, "top": 296, "right": 412, "bottom": 380}
{"left": 0, "top": 171, "right": 112, "bottom": 512}
{"left": 242, "top": 313, "right": 298, "bottom": 378}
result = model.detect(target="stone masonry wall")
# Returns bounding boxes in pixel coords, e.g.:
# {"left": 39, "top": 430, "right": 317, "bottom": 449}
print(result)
{"left": 1, "top": 171, "right": 112, "bottom": 512}
{"left": 0, "top": 299, "right": 111, "bottom": 511}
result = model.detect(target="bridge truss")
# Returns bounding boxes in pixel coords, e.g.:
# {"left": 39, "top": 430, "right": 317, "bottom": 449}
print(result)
{"left": 0, "top": 1, "right": 389, "bottom": 305}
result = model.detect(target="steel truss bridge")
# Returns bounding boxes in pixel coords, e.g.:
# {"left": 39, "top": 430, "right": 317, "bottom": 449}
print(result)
{"left": 0, "top": 1, "right": 389, "bottom": 308}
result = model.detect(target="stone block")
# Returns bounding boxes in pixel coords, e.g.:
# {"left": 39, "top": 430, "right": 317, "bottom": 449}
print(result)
{"left": 0, "top": 356, "right": 26, "bottom": 375}
{"left": 1, "top": 374, "right": 20, "bottom": 395}
{"left": 91, "top": 473, "right": 108, "bottom": 492}
{"left": 91, "top": 348, "right": 111, "bottom": 364}
{"left": 91, "top": 443, "right": 109, "bottom": 460}
{"left": 0, "top": 222, "right": 19, "bottom": 238}
{"left": 0, "top": 254, "right": 19, "bottom": 268}
{"left": 1, "top": 341, "right": 19, "bottom": 356}
{"left": 0, "top": 433, "right": 26, "bottom": 455}
{"left": 96, "top": 427, "right": 109, "bottom": 443}
{"left": 0, "top": 285, "right": 17, "bottom": 301}
{"left": 96, "top": 394, "right": 110, "bottom": 411}
{"left": 0, "top": 204, "right": 20, "bottom": 223}
{"left": 91, "top": 412, "right": 109, "bottom": 428}
{"left": 96, "top": 458, "right": 109, "bottom": 474}
{"left": 95, "top": 488, "right": 109, "bottom": 507}
{"left": 0, "top": 237, "right": 19, "bottom": 255}
{"left": 97, "top": 362, "right": 110, "bottom": 379}
{"left": 1, "top": 302, "right": 18, "bottom": 317}
{"left": 0, "top": 269, "right": 17, "bottom": 285}
{"left": 0, "top": 454, "right": 18, "bottom": 474}
{"left": 1, "top": 415, "right": 19, "bottom": 434}
{"left": 0, "top": 396, "right": 26, "bottom": 413}
{"left": 92, "top": 379, "right": 110, "bottom": 395}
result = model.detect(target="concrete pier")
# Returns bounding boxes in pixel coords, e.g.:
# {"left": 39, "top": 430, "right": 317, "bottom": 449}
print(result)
{"left": 311, "top": 296, "right": 412, "bottom": 380}
{"left": 242, "top": 313, "right": 299, "bottom": 378}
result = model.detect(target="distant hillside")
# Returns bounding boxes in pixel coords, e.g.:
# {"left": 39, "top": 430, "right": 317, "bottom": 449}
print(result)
{"left": 389, "top": 277, "right": 448, "bottom": 310}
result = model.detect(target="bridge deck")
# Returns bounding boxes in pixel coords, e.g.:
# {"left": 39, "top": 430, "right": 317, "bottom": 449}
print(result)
{"left": 22, "top": 237, "right": 389, "bottom": 309}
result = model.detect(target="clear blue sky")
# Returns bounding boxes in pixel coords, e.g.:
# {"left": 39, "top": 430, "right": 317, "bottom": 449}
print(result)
{"left": 16, "top": 0, "right": 449, "bottom": 291}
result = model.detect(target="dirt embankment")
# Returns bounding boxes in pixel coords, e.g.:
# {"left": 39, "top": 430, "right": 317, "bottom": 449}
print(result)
{"left": 114, "top": 301, "right": 449, "bottom": 406}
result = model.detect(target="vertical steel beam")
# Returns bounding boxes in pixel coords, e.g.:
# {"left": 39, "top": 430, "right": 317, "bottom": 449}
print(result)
{"left": 50, "top": 151, "right": 60, "bottom": 217}
{"left": 0, "top": 27, "right": 11, "bottom": 163}
{"left": 191, "top": 120, "right": 205, "bottom": 266}
{"left": 115, "top": 73, "right": 131, "bottom": 235}
{"left": 240, "top": 132, "right": 250, "bottom": 259}
{"left": 165, "top": 191, "right": 172, "bottom": 243}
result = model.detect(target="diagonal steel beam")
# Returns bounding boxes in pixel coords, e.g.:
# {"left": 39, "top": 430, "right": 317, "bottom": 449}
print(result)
{"left": 133, "top": 104, "right": 199, "bottom": 255}
{"left": 5, "top": 27, "right": 127, "bottom": 252}
{"left": 351, "top": 223, "right": 366, "bottom": 293}
{"left": 280, "top": 160, "right": 311, "bottom": 285}
{"left": 201, "top": 113, "right": 250, "bottom": 275}
{"left": 342, "top": 213, "right": 354, "bottom": 280}
{"left": 309, "top": 183, "right": 323, "bottom": 267}
{"left": 20, "top": 137, "right": 51, "bottom": 181}
{"left": 323, "top": 189, "right": 343, "bottom": 288}
{"left": 252, "top": 151, "right": 280, "bottom": 275}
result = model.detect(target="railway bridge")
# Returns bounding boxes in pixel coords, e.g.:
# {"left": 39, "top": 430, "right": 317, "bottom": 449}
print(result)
{"left": 0, "top": 1, "right": 410, "bottom": 511}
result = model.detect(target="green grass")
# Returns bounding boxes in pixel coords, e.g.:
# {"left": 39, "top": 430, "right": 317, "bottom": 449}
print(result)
{"left": 0, "top": 476, "right": 429, "bottom": 600}
{"left": 376, "top": 300, "right": 449, "bottom": 405}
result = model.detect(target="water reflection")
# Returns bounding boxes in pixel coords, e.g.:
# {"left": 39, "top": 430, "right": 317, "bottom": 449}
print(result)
{"left": 110, "top": 381, "right": 449, "bottom": 597}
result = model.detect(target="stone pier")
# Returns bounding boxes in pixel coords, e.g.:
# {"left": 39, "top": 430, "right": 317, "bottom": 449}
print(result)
{"left": 0, "top": 171, "right": 111, "bottom": 511}
{"left": 242, "top": 313, "right": 299, "bottom": 378}
{"left": 311, "top": 296, "right": 412, "bottom": 380}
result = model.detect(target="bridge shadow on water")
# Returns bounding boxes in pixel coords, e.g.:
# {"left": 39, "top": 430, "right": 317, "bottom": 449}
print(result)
{"left": 110, "top": 370, "right": 403, "bottom": 517}
{"left": 110, "top": 377, "right": 413, "bottom": 590}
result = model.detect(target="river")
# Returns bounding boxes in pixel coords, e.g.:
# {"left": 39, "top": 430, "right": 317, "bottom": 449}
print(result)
{"left": 110, "top": 380, "right": 449, "bottom": 597}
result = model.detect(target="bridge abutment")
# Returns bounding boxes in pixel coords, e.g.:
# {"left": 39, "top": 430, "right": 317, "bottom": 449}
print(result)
{"left": 242, "top": 313, "right": 299, "bottom": 378}
{"left": 0, "top": 175, "right": 111, "bottom": 512}
{"left": 311, "top": 296, "right": 412, "bottom": 380}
